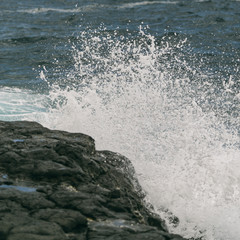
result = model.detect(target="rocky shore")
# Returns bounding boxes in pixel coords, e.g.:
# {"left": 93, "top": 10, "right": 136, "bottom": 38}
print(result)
{"left": 0, "top": 121, "right": 186, "bottom": 240}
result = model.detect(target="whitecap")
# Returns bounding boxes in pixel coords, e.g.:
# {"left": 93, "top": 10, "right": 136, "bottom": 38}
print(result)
{"left": 118, "top": 1, "right": 179, "bottom": 9}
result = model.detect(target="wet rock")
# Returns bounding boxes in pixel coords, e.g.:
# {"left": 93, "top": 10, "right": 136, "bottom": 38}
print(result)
{"left": 0, "top": 121, "right": 187, "bottom": 240}
{"left": 32, "top": 208, "right": 87, "bottom": 232}
{"left": 9, "top": 220, "right": 67, "bottom": 240}
{"left": 87, "top": 220, "right": 167, "bottom": 240}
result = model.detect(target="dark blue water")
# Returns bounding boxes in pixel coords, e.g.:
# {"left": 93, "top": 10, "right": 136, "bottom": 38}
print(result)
{"left": 1, "top": 0, "right": 239, "bottom": 86}
{"left": 1, "top": 1, "right": 240, "bottom": 239}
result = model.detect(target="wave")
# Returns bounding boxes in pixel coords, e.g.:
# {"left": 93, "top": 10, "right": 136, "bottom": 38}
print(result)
{"left": 1, "top": 27, "right": 240, "bottom": 240}
{"left": 15, "top": 5, "right": 107, "bottom": 14}
{"left": 118, "top": 1, "right": 179, "bottom": 9}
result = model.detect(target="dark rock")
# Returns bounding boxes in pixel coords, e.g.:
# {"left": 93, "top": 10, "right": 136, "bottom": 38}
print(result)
{"left": 9, "top": 220, "right": 67, "bottom": 240}
{"left": 87, "top": 220, "right": 167, "bottom": 240}
{"left": 32, "top": 208, "right": 87, "bottom": 232}
{"left": 0, "top": 121, "right": 187, "bottom": 240}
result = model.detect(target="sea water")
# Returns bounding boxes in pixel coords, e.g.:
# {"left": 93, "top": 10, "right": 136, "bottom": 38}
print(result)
{"left": 1, "top": 1, "right": 240, "bottom": 239}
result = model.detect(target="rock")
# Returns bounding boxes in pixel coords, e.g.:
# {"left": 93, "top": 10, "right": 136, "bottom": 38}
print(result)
{"left": 32, "top": 208, "right": 87, "bottom": 232}
{"left": 0, "top": 121, "right": 187, "bottom": 240}
{"left": 87, "top": 220, "right": 167, "bottom": 240}
{"left": 9, "top": 220, "right": 67, "bottom": 240}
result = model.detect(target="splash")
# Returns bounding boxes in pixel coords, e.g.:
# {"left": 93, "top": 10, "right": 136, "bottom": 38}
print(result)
{"left": 27, "top": 27, "right": 240, "bottom": 239}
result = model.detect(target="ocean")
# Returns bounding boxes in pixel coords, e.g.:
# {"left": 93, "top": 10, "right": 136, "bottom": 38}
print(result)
{"left": 0, "top": 0, "right": 240, "bottom": 239}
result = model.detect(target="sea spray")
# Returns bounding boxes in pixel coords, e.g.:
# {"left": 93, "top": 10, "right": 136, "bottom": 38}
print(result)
{"left": 4, "top": 27, "right": 240, "bottom": 240}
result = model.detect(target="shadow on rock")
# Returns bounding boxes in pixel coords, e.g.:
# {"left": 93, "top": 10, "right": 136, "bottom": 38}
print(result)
{"left": 0, "top": 121, "right": 187, "bottom": 240}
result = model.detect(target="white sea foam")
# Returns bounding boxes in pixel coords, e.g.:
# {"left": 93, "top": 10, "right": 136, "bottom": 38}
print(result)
{"left": 2, "top": 28, "right": 240, "bottom": 240}
{"left": 118, "top": 1, "right": 179, "bottom": 9}
{"left": 16, "top": 4, "right": 105, "bottom": 14}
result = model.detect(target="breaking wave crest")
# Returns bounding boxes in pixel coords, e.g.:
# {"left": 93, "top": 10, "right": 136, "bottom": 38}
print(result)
{"left": 4, "top": 27, "right": 240, "bottom": 240}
